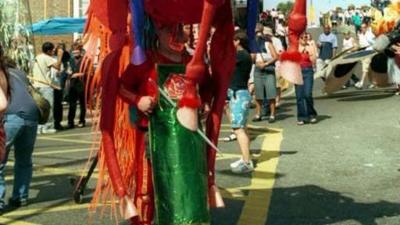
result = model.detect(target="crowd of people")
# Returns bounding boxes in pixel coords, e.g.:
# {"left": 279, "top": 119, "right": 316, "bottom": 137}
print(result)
{"left": 0, "top": 38, "right": 87, "bottom": 213}
{"left": 32, "top": 39, "right": 87, "bottom": 134}
{"left": 0, "top": 5, "right": 398, "bottom": 215}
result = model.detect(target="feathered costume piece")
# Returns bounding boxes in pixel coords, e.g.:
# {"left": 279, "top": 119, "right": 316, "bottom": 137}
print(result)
{"left": 372, "top": 0, "right": 400, "bottom": 36}
{"left": 278, "top": 0, "right": 307, "bottom": 85}
{"left": 372, "top": 0, "right": 400, "bottom": 67}
{"left": 81, "top": 0, "right": 237, "bottom": 224}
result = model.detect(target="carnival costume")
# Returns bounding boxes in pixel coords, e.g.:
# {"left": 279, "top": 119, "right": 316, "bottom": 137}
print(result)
{"left": 81, "top": 0, "right": 306, "bottom": 224}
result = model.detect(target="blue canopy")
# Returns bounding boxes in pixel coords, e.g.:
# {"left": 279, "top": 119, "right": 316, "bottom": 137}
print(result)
{"left": 31, "top": 17, "right": 86, "bottom": 35}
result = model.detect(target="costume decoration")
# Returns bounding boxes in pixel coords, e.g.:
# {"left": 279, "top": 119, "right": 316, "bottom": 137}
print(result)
{"left": 319, "top": 1, "right": 400, "bottom": 93}
{"left": 81, "top": 0, "right": 237, "bottom": 224}
{"left": 278, "top": 0, "right": 307, "bottom": 85}
{"left": 372, "top": 0, "right": 400, "bottom": 67}
{"left": 371, "top": 0, "right": 400, "bottom": 37}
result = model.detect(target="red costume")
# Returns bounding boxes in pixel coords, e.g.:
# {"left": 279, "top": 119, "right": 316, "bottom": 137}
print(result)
{"left": 81, "top": 0, "right": 306, "bottom": 224}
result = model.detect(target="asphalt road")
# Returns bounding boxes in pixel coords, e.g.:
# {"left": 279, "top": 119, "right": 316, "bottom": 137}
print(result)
{"left": 1, "top": 76, "right": 399, "bottom": 225}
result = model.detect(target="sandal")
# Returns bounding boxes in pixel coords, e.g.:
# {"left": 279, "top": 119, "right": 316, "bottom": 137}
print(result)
{"left": 223, "top": 133, "right": 237, "bottom": 142}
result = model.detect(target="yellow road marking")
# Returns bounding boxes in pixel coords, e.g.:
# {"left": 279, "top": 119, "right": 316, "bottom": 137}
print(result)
{"left": 44, "top": 132, "right": 99, "bottom": 138}
{"left": 2, "top": 203, "right": 92, "bottom": 217}
{"left": 238, "top": 128, "right": 283, "bottom": 225}
{"left": 32, "top": 147, "right": 92, "bottom": 156}
{"left": 37, "top": 136, "right": 97, "bottom": 144}
{"left": 0, "top": 217, "right": 41, "bottom": 225}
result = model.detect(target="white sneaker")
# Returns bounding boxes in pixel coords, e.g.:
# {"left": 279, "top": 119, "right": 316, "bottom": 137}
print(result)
{"left": 36, "top": 127, "right": 43, "bottom": 135}
{"left": 355, "top": 82, "right": 363, "bottom": 89}
{"left": 42, "top": 128, "right": 57, "bottom": 134}
{"left": 231, "top": 160, "right": 254, "bottom": 174}
{"left": 230, "top": 158, "right": 244, "bottom": 169}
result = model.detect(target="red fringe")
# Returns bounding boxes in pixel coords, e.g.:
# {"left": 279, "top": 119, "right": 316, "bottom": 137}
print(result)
{"left": 178, "top": 97, "right": 202, "bottom": 109}
{"left": 280, "top": 51, "right": 302, "bottom": 62}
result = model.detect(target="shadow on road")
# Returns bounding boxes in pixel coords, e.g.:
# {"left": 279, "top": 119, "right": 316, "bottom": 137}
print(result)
{"left": 267, "top": 185, "right": 400, "bottom": 225}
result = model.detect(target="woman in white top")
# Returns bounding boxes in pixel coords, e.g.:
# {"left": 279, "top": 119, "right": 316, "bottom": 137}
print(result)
{"left": 253, "top": 33, "right": 278, "bottom": 123}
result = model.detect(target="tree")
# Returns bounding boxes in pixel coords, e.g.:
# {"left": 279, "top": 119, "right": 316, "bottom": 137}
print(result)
{"left": 277, "top": 1, "right": 294, "bottom": 16}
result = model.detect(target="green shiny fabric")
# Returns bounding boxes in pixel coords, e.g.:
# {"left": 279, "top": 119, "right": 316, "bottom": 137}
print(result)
{"left": 149, "top": 64, "right": 210, "bottom": 225}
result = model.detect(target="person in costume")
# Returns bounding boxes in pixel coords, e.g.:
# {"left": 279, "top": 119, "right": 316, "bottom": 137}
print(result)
{"left": 81, "top": 0, "right": 236, "bottom": 224}
{"left": 81, "top": 0, "right": 306, "bottom": 224}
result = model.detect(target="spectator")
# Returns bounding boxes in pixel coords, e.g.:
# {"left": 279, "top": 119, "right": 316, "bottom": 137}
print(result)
{"left": 53, "top": 43, "right": 70, "bottom": 131}
{"left": 32, "top": 42, "right": 63, "bottom": 134}
{"left": 355, "top": 22, "right": 376, "bottom": 89}
{"left": 253, "top": 28, "right": 278, "bottom": 123}
{"left": 352, "top": 12, "right": 362, "bottom": 33}
{"left": 306, "top": 33, "right": 318, "bottom": 58}
{"left": 275, "top": 19, "right": 288, "bottom": 50}
{"left": 0, "top": 45, "right": 10, "bottom": 166}
{"left": 67, "top": 44, "right": 86, "bottom": 128}
{"left": 317, "top": 25, "right": 338, "bottom": 80}
{"left": 264, "top": 26, "right": 285, "bottom": 108}
{"left": 0, "top": 57, "right": 39, "bottom": 214}
{"left": 296, "top": 32, "right": 318, "bottom": 125}
{"left": 344, "top": 10, "right": 351, "bottom": 25}
{"left": 342, "top": 30, "right": 360, "bottom": 88}
{"left": 228, "top": 31, "right": 254, "bottom": 174}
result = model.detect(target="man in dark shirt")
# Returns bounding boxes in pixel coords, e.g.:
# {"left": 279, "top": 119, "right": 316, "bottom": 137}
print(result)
{"left": 0, "top": 64, "right": 39, "bottom": 213}
{"left": 66, "top": 45, "right": 86, "bottom": 128}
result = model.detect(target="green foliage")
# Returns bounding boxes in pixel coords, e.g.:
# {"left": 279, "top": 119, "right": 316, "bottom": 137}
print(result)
{"left": 0, "top": 0, "right": 35, "bottom": 73}
{"left": 277, "top": 1, "right": 294, "bottom": 16}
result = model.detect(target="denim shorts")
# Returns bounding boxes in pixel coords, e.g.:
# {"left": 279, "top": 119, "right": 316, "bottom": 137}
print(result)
{"left": 227, "top": 89, "right": 251, "bottom": 129}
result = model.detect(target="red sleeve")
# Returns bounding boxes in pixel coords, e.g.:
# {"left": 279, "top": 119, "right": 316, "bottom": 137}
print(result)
{"left": 199, "top": 68, "right": 213, "bottom": 105}
{"left": 119, "top": 59, "right": 154, "bottom": 106}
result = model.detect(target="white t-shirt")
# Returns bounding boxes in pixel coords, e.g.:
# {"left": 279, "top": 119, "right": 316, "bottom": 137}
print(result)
{"left": 275, "top": 23, "right": 286, "bottom": 37}
{"left": 343, "top": 37, "right": 356, "bottom": 50}
{"left": 358, "top": 30, "right": 375, "bottom": 50}
{"left": 32, "top": 53, "right": 58, "bottom": 88}
{"left": 272, "top": 37, "right": 284, "bottom": 53}
{"left": 256, "top": 42, "right": 274, "bottom": 63}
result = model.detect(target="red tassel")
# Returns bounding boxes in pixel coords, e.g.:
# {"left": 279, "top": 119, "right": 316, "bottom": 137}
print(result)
{"left": 280, "top": 51, "right": 302, "bottom": 62}
{"left": 178, "top": 97, "right": 202, "bottom": 109}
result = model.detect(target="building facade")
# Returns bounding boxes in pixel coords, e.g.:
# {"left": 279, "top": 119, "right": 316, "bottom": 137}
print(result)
{"left": 28, "top": 0, "right": 89, "bottom": 53}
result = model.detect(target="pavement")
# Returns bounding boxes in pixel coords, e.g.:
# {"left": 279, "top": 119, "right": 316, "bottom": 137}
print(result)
{"left": 1, "top": 76, "right": 399, "bottom": 225}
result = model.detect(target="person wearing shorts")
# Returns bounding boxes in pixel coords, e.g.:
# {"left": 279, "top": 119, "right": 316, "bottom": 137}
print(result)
{"left": 253, "top": 35, "right": 278, "bottom": 123}
{"left": 228, "top": 31, "right": 254, "bottom": 174}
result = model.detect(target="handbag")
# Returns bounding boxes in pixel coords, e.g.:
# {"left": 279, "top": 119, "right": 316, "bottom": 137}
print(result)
{"left": 11, "top": 71, "right": 50, "bottom": 125}
{"left": 257, "top": 42, "right": 276, "bottom": 74}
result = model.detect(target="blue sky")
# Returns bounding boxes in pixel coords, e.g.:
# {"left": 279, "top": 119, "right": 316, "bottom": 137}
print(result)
{"left": 263, "top": 0, "right": 371, "bottom": 14}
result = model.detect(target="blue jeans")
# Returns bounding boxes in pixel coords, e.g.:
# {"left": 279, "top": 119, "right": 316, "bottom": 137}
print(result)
{"left": 295, "top": 68, "right": 317, "bottom": 121}
{"left": 0, "top": 114, "right": 38, "bottom": 204}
